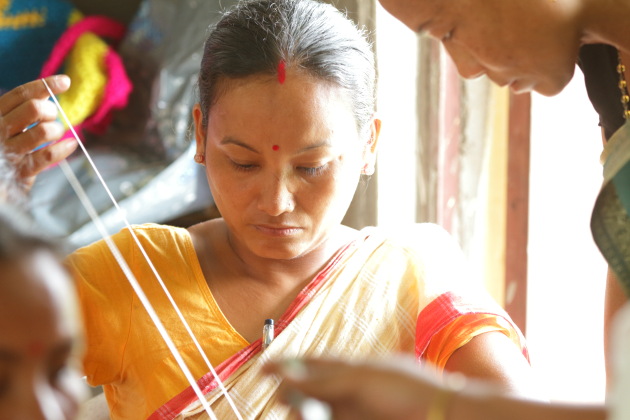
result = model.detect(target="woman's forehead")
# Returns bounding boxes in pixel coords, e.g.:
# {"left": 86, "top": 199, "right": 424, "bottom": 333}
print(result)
{"left": 0, "top": 258, "right": 77, "bottom": 357}
{"left": 210, "top": 72, "right": 355, "bottom": 125}
{"left": 379, "top": 0, "right": 439, "bottom": 26}
{"left": 379, "top": 0, "right": 507, "bottom": 31}
{"left": 0, "top": 252, "right": 72, "bottom": 314}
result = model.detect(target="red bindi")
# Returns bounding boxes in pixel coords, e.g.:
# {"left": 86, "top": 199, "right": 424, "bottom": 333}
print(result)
{"left": 277, "top": 60, "right": 286, "bottom": 84}
{"left": 272, "top": 145, "right": 280, "bottom": 151}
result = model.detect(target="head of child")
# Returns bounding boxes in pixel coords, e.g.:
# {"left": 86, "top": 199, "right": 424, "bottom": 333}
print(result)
{"left": 0, "top": 207, "right": 84, "bottom": 420}
{"left": 193, "top": 0, "right": 380, "bottom": 261}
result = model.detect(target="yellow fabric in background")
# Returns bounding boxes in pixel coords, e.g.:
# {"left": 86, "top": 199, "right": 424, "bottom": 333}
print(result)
{"left": 59, "top": 30, "right": 108, "bottom": 128}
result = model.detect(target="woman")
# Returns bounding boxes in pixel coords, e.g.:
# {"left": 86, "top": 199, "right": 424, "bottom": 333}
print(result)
{"left": 375, "top": 0, "right": 630, "bottom": 301}
{"left": 0, "top": 205, "right": 85, "bottom": 420}
{"left": 266, "top": 0, "right": 630, "bottom": 419}
{"left": 65, "top": 0, "right": 535, "bottom": 419}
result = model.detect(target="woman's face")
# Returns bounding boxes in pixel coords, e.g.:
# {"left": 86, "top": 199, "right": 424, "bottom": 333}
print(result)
{"left": 0, "top": 251, "right": 84, "bottom": 420}
{"left": 194, "top": 71, "right": 378, "bottom": 261}
{"left": 379, "top": 0, "right": 581, "bottom": 96}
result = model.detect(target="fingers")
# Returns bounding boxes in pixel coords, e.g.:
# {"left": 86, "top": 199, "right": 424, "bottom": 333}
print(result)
{"left": 265, "top": 357, "right": 439, "bottom": 420}
{"left": 3, "top": 98, "right": 59, "bottom": 138}
{"left": 4, "top": 117, "right": 64, "bottom": 152}
{"left": 16, "top": 138, "right": 78, "bottom": 191}
{"left": 0, "top": 76, "right": 75, "bottom": 192}
{"left": 0, "top": 75, "right": 71, "bottom": 116}
{"left": 1, "top": 76, "right": 68, "bottom": 151}
{"left": 267, "top": 359, "right": 375, "bottom": 420}
{"left": 266, "top": 359, "right": 360, "bottom": 402}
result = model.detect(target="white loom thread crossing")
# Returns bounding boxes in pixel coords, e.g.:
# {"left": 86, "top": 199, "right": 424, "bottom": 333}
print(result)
{"left": 42, "top": 78, "right": 243, "bottom": 420}
{"left": 58, "top": 158, "right": 218, "bottom": 420}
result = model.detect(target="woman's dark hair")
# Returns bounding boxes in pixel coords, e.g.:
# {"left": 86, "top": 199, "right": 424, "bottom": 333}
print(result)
{"left": 0, "top": 205, "right": 57, "bottom": 261}
{"left": 198, "top": 0, "right": 376, "bottom": 134}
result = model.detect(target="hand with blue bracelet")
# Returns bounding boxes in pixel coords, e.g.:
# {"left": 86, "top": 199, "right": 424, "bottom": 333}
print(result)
{"left": 0, "top": 75, "right": 78, "bottom": 192}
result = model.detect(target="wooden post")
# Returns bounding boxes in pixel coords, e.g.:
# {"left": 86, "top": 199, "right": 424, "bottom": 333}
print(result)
{"left": 505, "top": 91, "right": 531, "bottom": 335}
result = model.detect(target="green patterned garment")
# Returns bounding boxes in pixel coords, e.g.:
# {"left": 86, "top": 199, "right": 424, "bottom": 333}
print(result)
{"left": 592, "top": 120, "right": 630, "bottom": 297}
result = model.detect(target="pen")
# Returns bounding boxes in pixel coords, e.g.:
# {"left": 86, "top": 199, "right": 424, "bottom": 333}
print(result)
{"left": 262, "top": 318, "right": 274, "bottom": 350}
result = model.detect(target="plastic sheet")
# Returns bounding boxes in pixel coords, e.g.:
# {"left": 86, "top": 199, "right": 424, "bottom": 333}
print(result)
{"left": 96, "top": 0, "right": 238, "bottom": 161}
{"left": 30, "top": 0, "right": 239, "bottom": 250}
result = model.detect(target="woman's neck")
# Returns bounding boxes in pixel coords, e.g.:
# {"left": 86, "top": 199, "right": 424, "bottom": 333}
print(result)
{"left": 580, "top": 0, "right": 630, "bottom": 54}
{"left": 221, "top": 221, "right": 356, "bottom": 288}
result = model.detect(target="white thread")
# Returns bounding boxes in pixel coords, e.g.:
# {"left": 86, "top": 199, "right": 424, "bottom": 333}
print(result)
{"left": 59, "top": 158, "right": 219, "bottom": 420}
{"left": 43, "top": 79, "right": 243, "bottom": 420}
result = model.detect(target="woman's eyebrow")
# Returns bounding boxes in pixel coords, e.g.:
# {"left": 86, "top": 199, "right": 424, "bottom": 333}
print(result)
{"left": 0, "top": 349, "right": 19, "bottom": 362}
{"left": 221, "top": 137, "right": 332, "bottom": 154}
{"left": 221, "top": 137, "right": 260, "bottom": 153}
{"left": 297, "top": 140, "right": 332, "bottom": 153}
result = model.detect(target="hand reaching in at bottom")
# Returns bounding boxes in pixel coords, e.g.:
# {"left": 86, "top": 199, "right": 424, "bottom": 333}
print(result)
{"left": 264, "top": 357, "right": 455, "bottom": 420}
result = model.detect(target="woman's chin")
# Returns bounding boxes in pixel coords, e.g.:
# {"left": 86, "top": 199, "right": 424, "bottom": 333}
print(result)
{"left": 248, "top": 242, "right": 309, "bottom": 261}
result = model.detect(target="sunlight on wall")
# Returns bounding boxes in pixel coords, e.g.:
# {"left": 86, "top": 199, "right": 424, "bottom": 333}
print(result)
{"left": 374, "top": 4, "right": 418, "bottom": 228}
{"left": 528, "top": 70, "right": 608, "bottom": 403}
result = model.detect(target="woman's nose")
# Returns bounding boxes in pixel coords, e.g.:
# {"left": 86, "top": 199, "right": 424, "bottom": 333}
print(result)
{"left": 257, "top": 173, "right": 296, "bottom": 216}
{"left": 444, "top": 42, "right": 485, "bottom": 80}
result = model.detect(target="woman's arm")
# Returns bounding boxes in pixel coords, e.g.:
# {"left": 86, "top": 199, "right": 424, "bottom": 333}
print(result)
{"left": 443, "top": 331, "right": 540, "bottom": 398}
{"left": 265, "top": 358, "right": 606, "bottom": 420}
{"left": 452, "top": 390, "right": 605, "bottom": 420}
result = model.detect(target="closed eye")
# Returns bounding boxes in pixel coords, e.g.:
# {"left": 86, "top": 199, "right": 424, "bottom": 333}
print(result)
{"left": 0, "top": 372, "right": 8, "bottom": 399}
{"left": 298, "top": 164, "right": 329, "bottom": 177}
{"left": 442, "top": 29, "right": 454, "bottom": 42}
{"left": 230, "top": 160, "right": 258, "bottom": 172}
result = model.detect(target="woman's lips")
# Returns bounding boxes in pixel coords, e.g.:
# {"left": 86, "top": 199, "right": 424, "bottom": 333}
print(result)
{"left": 254, "top": 224, "right": 303, "bottom": 237}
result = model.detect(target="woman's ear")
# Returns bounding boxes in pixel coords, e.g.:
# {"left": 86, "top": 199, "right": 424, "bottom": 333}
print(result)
{"left": 192, "top": 104, "right": 206, "bottom": 164}
{"left": 361, "top": 115, "right": 382, "bottom": 175}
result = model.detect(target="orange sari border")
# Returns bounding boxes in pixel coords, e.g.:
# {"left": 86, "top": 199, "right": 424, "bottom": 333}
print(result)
{"left": 414, "top": 290, "right": 529, "bottom": 361}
